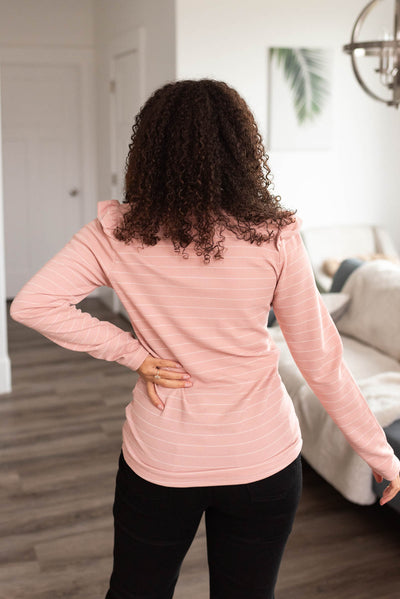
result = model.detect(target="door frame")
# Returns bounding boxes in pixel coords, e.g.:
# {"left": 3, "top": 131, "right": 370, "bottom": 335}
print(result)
{"left": 106, "top": 27, "right": 147, "bottom": 317}
{"left": 108, "top": 26, "right": 147, "bottom": 202}
{"left": 0, "top": 72, "right": 11, "bottom": 393}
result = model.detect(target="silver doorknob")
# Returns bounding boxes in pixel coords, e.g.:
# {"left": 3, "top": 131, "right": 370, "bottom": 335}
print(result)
{"left": 69, "top": 188, "right": 79, "bottom": 197}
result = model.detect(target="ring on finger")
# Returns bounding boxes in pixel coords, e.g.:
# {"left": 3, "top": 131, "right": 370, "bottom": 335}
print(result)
{"left": 154, "top": 366, "right": 161, "bottom": 381}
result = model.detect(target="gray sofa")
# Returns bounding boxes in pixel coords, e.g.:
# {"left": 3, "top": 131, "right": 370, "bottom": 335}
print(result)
{"left": 300, "top": 222, "right": 399, "bottom": 293}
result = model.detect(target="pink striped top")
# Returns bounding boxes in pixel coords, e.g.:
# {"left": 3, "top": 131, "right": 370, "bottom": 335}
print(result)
{"left": 10, "top": 200, "right": 400, "bottom": 487}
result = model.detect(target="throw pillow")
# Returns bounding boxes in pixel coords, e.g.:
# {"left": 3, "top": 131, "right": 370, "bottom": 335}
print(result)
{"left": 335, "top": 260, "right": 400, "bottom": 362}
{"left": 330, "top": 258, "right": 364, "bottom": 292}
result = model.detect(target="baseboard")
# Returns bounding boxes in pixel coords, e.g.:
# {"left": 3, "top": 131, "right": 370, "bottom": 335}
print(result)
{"left": 0, "top": 352, "right": 11, "bottom": 394}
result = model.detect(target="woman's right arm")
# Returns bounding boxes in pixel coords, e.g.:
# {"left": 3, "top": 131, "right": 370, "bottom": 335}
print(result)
{"left": 272, "top": 220, "right": 400, "bottom": 485}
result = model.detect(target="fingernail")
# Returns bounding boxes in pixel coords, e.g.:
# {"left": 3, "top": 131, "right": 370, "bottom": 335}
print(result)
{"left": 157, "top": 403, "right": 164, "bottom": 410}
{"left": 183, "top": 374, "right": 190, "bottom": 379}
{"left": 184, "top": 381, "right": 192, "bottom": 387}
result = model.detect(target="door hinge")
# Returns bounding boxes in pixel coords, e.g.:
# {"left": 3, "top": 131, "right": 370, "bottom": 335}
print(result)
{"left": 110, "top": 80, "right": 116, "bottom": 93}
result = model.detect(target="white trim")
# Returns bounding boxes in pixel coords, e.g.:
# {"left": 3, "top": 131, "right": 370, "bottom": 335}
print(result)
{"left": 106, "top": 28, "right": 146, "bottom": 314}
{"left": 0, "top": 46, "right": 94, "bottom": 64}
{"left": 0, "top": 70, "right": 11, "bottom": 393}
{"left": 108, "top": 26, "right": 146, "bottom": 201}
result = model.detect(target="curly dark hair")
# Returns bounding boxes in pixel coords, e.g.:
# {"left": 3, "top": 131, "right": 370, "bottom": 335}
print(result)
{"left": 113, "top": 78, "right": 297, "bottom": 263}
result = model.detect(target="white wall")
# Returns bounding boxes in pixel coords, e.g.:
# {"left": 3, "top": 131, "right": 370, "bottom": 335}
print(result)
{"left": 94, "top": 0, "right": 176, "bottom": 205}
{"left": 0, "top": 0, "right": 94, "bottom": 46}
{"left": 176, "top": 0, "right": 400, "bottom": 249}
{"left": 89, "top": 0, "right": 176, "bottom": 316}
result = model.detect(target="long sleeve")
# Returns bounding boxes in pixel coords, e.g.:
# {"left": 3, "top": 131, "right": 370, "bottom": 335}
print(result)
{"left": 9, "top": 217, "right": 150, "bottom": 372}
{"left": 272, "top": 222, "right": 400, "bottom": 482}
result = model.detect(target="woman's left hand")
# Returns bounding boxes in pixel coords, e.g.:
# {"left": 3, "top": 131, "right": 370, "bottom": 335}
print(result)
{"left": 373, "top": 471, "right": 400, "bottom": 506}
{"left": 137, "top": 355, "right": 192, "bottom": 410}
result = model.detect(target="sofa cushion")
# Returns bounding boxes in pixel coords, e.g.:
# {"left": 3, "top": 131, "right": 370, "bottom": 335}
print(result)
{"left": 320, "top": 292, "right": 351, "bottom": 322}
{"left": 335, "top": 260, "right": 400, "bottom": 361}
{"left": 268, "top": 292, "right": 350, "bottom": 327}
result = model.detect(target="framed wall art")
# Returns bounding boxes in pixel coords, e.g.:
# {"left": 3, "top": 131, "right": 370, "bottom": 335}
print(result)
{"left": 267, "top": 47, "right": 334, "bottom": 151}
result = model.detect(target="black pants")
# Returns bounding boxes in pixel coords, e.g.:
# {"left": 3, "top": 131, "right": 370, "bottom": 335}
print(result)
{"left": 105, "top": 449, "right": 302, "bottom": 599}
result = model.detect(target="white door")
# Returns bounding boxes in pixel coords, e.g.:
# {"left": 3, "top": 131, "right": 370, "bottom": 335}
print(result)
{"left": 110, "top": 49, "right": 141, "bottom": 201}
{"left": 2, "top": 63, "right": 82, "bottom": 297}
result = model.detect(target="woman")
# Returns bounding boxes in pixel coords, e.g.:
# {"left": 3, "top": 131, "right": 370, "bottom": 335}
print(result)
{"left": 10, "top": 78, "right": 400, "bottom": 599}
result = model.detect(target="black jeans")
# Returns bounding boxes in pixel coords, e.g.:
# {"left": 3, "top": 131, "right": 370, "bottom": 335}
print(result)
{"left": 105, "top": 449, "right": 302, "bottom": 599}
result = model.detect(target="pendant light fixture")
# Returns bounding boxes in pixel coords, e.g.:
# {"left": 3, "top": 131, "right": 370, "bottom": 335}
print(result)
{"left": 343, "top": 0, "right": 400, "bottom": 108}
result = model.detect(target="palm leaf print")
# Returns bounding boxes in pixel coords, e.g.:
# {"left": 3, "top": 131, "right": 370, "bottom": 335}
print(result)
{"left": 270, "top": 48, "right": 330, "bottom": 125}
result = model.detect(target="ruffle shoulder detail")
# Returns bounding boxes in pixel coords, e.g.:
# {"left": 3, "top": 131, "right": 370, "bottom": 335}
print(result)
{"left": 97, "top": 200, "right": 130, "bottom": 239}
{"left": 275, "top": 215, "right": 303, "bottom": 250}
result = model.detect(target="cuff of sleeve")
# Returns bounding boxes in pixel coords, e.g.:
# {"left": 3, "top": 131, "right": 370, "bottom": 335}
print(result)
{"left": 117, "top": 344, "right": 150, "bottom": 372}
{"left": 385, "top": 455, "right": 400, "bottom": 482}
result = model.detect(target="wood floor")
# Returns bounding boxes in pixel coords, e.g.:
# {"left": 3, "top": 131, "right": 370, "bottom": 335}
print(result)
{"left": 2, "top": 297, "right": 399, "bottom": 599}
